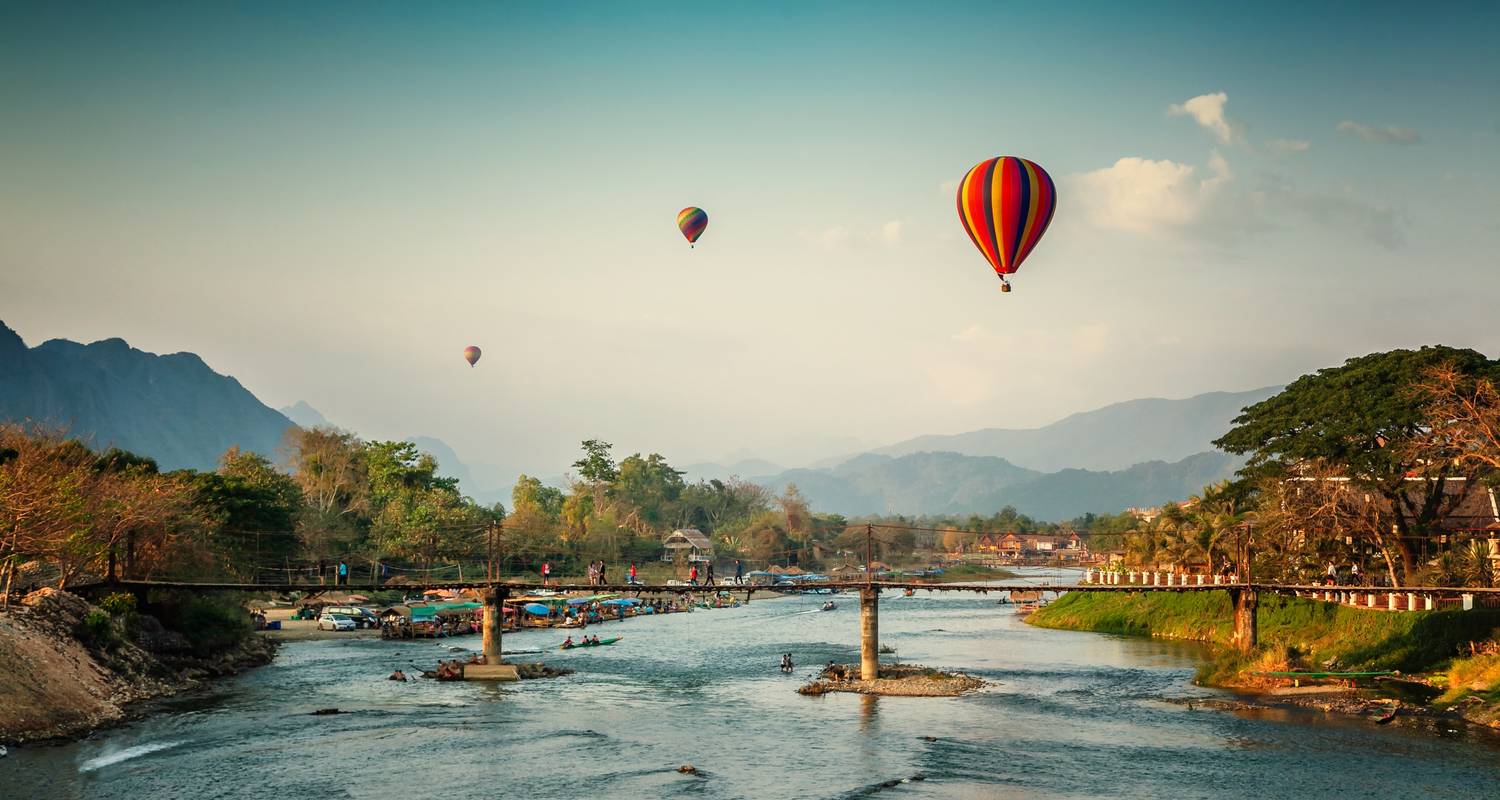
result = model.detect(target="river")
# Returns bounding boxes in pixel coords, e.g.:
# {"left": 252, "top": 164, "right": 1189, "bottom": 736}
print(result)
{"left": 5, "top": 569, "right": 1499, "bottom": 799}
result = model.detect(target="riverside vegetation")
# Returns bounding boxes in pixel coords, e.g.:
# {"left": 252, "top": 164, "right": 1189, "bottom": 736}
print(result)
{"left": 1030, "top": 591, "right": 1500, "bottom": 726}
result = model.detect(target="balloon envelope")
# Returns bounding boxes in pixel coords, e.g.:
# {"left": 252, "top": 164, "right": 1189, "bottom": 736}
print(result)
{"left": 463, "top": 346, "right": 481, "bottom": 367}
{"left": 956, "top": 156, "right": 1057, "bottom": 278}
{"left": 677, "top": 207, "right": 708, "bottom": 245}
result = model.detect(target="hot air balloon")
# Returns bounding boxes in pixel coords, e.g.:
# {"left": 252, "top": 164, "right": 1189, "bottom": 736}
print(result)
{"left": 463, "top": 346, "right": 481, "bottom": 368}
{"left": 677, "top": 207, "right": 708, "bottom": 247}
{"left": 956, "top": 156, "right": 1057, "bottom": 292}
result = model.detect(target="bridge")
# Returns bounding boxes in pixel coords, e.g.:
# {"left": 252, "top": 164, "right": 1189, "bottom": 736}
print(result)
{"left": 76, "top": 574, "right": 1500, "bottom": 682}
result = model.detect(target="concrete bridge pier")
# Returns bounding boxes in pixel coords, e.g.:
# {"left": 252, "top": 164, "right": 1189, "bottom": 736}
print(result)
{"left": 860, "top": 587, "right": 880, "bottom": 680}
{"left": 1229, "top": 587, "right": 1258, "bottom": 652}
{"left": 467, "top": 586, "right": 518, "bottom": 681}
{"left": 482, "top": 587, "right": 507, "bottom": 663}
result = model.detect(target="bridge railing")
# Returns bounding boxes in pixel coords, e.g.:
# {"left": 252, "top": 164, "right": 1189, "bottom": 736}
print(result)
{"left": 1082, "top": 568, "right": 1235, "bottom": 587}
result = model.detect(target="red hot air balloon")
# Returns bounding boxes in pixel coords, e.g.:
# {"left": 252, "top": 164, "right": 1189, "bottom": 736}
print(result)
{"left": 463, "top": 346, "right": 481, "bottom": 367}
{"left": 677, "top": 207, "right": 708, "bottom": 247}
{"left": 956, "top": 156, "right": 1057, "bottom": 293}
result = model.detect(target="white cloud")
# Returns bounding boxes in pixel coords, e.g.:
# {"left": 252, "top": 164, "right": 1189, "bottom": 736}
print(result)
{"left": 1169, "top": 92, "right": 1237, "bottom": 145}
{"left": 879, "top": 220, "right": 904, "bottom": 245}
{"left": 1265, "top": 138, "right": 1311, "bottom": 155}
{"left": 1070, "top": 153, "right": 1231, "bottom": 234}
{"left": 1336, "top": 120, "right": 1421, "bottom": 144}
{"left": 811, "top": 226, "right": 851, "bottom": 247}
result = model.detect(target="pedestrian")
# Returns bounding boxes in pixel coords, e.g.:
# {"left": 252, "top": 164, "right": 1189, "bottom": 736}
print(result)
{"left": 629, "top": 563, "right": 638, "bottom": 585}
{"left": 689, "top": 565, "right": 699, "bottom": 585}
{"left": 704, "top": 561, "right": 715, "bottom": 586}
{"left": 599, "top": 563, "right": 608, "bottom": 585}
{"left": 734, "top": 559, "right": 744, "bottom": 585}
{"left": 338, "top": 561, "right": 348, "bottom": 586}
{"left": 541, "top": 561, "right": 551, "bottom": 586}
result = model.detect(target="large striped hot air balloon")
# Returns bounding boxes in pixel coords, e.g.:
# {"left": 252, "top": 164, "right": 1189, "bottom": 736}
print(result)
{"left": 956, "top": 156, "right": 1057, "bottom": 292}
{"left": 677, "top": 207, "right": 708, "bottom": 247}
{"left": 463, "top": 346, "right": 481, "bottom": 368}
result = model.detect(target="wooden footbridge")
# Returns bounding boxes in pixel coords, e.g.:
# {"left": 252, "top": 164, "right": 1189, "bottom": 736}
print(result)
{"left": 78, "top": 573, "right": 1500, "bottom": 682}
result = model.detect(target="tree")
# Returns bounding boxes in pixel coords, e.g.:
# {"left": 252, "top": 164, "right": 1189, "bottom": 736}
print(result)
{"left": 1215, "top": 346, "right": 1499, "bottom": 584}
{"left": 572, "top": 439, "right": 618, "bottom": 485}
{"left": 1413, "top": 363, "right": 1500, "bottom": 473}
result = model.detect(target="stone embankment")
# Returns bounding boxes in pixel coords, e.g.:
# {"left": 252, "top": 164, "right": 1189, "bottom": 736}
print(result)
{"left": 0, "top": 589, "right": 276, "bottom": 745}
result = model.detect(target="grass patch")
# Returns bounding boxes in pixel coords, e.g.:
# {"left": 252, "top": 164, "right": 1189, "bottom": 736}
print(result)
{"left": 1031, "top": 591, "right": 1500, "bottom": 683}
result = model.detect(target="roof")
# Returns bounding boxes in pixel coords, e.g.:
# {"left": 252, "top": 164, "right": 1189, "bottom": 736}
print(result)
{"left": 663, "top": 528, "right": 714, "bottom": 550}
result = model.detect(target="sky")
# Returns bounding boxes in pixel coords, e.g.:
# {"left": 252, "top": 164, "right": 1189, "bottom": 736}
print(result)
{"left": 3, "top": 1, "right": 1499, "bottom": 485}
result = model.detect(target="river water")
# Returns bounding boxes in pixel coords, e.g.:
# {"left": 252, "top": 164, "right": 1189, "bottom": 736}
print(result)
{"left": 5, "top": 569, "right": 1499, "bottom": 799}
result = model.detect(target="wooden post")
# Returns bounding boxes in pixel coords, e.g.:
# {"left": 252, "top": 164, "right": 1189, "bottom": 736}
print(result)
{"left": 860, "top": 586, "right": 879, "bottom": 681}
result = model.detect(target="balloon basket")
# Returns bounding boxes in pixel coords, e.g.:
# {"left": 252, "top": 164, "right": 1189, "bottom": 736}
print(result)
{"left": 999, "top": 282, "right": 1012, "bottom": 293}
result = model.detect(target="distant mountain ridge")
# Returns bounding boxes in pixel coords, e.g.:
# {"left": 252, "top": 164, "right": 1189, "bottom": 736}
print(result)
{"left": 755, "top": 450, "right": 1243, "bottom": 520}
{"left": 0, "top": 321, "right": 294, "bottom": 471}
{"left": 874, "top": 386, "right": 1280, "bottom": 472}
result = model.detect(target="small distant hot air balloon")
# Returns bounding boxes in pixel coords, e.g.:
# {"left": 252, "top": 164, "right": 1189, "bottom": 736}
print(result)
{"left": 956, "top": 156, "right": 1057, "bottom": 293}
{"left": 463, "top": 346, "right": 481, "bottom": 368}
{"left": 677, "top": 207, "right": 708, "bottom": 247}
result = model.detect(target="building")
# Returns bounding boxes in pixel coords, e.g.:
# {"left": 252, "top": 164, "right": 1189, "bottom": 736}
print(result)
{"left": 661, "top": 528, "right": 714, "bottom": 565}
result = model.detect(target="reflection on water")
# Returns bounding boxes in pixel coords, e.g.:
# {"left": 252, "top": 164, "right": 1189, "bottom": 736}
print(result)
{"left": 5, "top": 569, "right": 1498, "bottom": 800}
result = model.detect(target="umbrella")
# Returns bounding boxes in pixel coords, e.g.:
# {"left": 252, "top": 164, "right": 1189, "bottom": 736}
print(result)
{"left": 524, "top": 603, "right": 551, "bottom": 616}
{"left": 602, "top": 598, "right": 640, "bottom": 606}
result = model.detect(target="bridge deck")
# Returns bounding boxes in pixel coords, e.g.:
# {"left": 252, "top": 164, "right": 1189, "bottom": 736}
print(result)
{"left": 72, "top": 579, "right": 1500, "bottom": 596}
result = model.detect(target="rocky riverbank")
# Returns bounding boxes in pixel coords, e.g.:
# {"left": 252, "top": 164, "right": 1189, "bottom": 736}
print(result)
{"left": 798, "top": 663, "right": 984, "bottom": 697}
{"left": 1029, "top": 590, "right": 1500, "bottom": 730}
{"left": 0, "top": 589, "right": 277, "bottom": 745}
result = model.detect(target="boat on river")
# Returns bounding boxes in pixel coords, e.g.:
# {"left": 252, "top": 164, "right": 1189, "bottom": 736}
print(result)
{"left": 560, "top": 636, "right": 622, "bottom": 650}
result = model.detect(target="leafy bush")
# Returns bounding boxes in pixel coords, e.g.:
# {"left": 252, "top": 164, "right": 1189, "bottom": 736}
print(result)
{"left": 78, "top": 609, "right": 117, "bottom": 650}
{"left": 98, "top": 592, "right": 138, "bottom": 616}
{"left": 155, "top": 595, "right": 253, "bottom": 655}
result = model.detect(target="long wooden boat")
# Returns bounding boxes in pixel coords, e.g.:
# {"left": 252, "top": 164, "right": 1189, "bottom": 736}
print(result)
{"left": 559, "top": 636, "right": 622, "bottom": 650}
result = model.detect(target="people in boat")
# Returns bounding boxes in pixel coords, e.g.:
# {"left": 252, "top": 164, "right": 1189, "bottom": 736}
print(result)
{"left": 562, "top": 636, "right": 574, "bottom": 648}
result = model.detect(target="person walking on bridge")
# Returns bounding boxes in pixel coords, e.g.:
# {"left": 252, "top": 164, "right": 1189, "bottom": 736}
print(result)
{"left": 629, "top": 563, "right": 638, "bottom": 585}
{"left": 704, "top": 561, "right": 716, "bottom": 586}
{"left": 338, "top": 561, "right": 348, "bottom": 587}
{"left": 689, "top": 565, "right": 699, "bottom": 585}
{"left": 542, "top": 561, "right": 551, "bottom": 586}
{"left": 734, "top": 559, "right": 743, "bottom": 585}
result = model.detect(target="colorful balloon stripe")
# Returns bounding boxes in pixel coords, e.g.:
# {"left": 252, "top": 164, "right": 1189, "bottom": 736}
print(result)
{"left": 677, "top": 206, "right": 708, "bottom": 244}
{"left": 956, "top": 156, "right": 1056, "bottom": 278}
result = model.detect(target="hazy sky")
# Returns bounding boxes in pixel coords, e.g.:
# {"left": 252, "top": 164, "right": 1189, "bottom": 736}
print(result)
{"left": 4, "top": 2, "right": 1499, "bottom": 481}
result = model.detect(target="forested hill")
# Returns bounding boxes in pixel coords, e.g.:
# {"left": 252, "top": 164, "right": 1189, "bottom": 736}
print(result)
{"left": 0, "top": 321, "right": 294, "bottom": 471}
{"left": 874, "top": 386, "right": 1279, "bottom": 472}
{"left": 755, "top": 450, "right": 1242, "bottom": 519}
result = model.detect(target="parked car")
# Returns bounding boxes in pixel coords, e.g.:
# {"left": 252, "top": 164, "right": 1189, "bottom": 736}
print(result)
{"left": 323, "top": 606, "right": 379, "bottom": 628}
{"left": 317, "top": 613, "right": 356, "bottom": 632}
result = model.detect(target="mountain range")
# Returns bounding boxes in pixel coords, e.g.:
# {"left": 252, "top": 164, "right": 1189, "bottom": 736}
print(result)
{"left": 752, "top": 450, "right": 1243, "bottom": 520}
{"left": 0, "top": 321, "right": 294, "bottom": 472}
{"left": 0, "top": 320, "right": 1274, "bottom": 519}
{"left": 871, "top": 387, "right": 1279, "bottom": 472}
